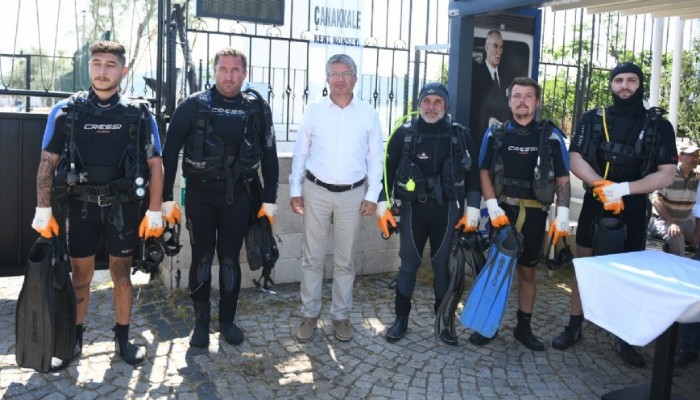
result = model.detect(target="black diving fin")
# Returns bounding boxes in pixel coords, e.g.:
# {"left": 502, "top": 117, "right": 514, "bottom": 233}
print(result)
{"left": 435, "top": 230, "right": 487, "bottom": 343}
{"left": 460, "top": 225, "right": 523, "bottom": 338}
{"left": 435, "top": 230, "right": 467, "bottom": 344}
{"left": 15, "top": 236, "right": 76, "bottom": 373}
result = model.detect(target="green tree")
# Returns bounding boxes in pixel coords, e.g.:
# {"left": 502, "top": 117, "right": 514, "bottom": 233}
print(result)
{"left": 540, "top": 18, "right": 700, "bottom": 141}
{"left": 85, "top": 0, "right": 158, "bottom": 91}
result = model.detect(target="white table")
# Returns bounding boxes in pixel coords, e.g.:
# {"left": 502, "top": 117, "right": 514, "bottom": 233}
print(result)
{"left": 574, "top": 250, "right": 700, "bottom": 400}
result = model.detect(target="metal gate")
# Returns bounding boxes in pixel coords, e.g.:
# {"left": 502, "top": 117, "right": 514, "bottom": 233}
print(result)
{"left": 0, "top": 112, "right": 46, "bottom": 275}
{"left": 177, "top": 0, "right": 451, "bottom": 144}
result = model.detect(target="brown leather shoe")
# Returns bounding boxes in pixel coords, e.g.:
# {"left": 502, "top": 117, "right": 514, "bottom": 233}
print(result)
{"left": 333, "top": 319, "right": 353, "bottom": 342}
{"left": 296, "top": 317, "right": 318, "bottom": 343}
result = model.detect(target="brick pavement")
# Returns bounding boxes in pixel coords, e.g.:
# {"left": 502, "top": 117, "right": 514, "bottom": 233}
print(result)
{"left": 1, "top": 265, "right": 698, "bottom": 399}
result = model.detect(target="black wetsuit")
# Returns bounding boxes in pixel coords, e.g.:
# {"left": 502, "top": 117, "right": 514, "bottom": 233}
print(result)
{"left": 43, "top": 89, "right": 161, "bottom": 258}
{"left": 479, "top": 120, "right": 569, "bottom": 266}
{"left": 162, "top": 86, "right": 279, "bottom": 322}
{"left": 569, "top": 103, "right": 677, "bottom": 251}
{"left": 383, "top": 116, "right": 480, "bottom": 316}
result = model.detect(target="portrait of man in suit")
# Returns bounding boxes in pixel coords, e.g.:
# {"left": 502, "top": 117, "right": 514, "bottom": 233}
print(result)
{"left": 469, "top": 12, "right": 538, "bottom": 151}
{"left": 469, "top": 29, "right": 512, "bottom": 150}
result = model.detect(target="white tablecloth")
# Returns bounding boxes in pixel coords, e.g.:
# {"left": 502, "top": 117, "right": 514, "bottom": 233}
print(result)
{"left": 574, "top": 250, "right": 700, "bottom": 346}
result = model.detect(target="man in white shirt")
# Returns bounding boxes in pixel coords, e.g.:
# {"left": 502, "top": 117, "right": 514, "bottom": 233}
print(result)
{"left": 289, "top": 54, "right": 384, "bottom": 343}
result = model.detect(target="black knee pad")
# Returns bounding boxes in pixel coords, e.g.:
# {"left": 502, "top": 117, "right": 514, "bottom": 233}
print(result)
{"left": 220, "top": 257, "right": 240, "bottom": 294}
{"left": 189, "top": 253, "right": 213, "bottom": 296}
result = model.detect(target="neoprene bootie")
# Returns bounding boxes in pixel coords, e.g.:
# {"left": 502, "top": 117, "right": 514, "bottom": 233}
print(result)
{"left": 50, "top": 324, "right": 85, "bottom": 371}
{"left": 552, "top": 314, "right": 583, "bottom": 350}
{"left": 513, "top": 310, "right": 545, "bottom": 351}
{"left": 386, "top": 316, "right": 408, "bottom": 342}
{"left": 189, "top": 301, "right": 211, "bottom": 348}
{"left": 219, "top": 302, "right": 244, "bottom": 345}
{"left": 113, "top": 324, "right": 146, "bottom": 366}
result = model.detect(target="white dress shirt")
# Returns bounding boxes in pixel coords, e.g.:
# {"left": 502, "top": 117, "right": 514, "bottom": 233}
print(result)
{"left": 289, "top": 95, "right": 384, "bottom": 202}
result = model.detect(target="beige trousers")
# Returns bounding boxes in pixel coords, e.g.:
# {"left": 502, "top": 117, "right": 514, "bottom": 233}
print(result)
{"left": 299, "top": 179, "right": 365, "bottom": 320}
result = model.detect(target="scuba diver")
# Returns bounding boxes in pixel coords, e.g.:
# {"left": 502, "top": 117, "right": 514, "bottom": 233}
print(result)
{"left": 474, "top": 77, "right": 571, "bottom": 351}
{"left": 161, "top": 47, "right": 279, "bottom": 348}
{"left": 552, "top": 62, "right": 677, "bottom": 367}
{"left": 31, "top": 40, "right": 163, "bottom": 368}
{"left": 378, "top": 82, "right": 481, "bottom": 345}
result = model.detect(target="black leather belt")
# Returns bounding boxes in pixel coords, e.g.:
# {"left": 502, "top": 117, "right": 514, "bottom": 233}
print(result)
{"left": 306, "top": 171, "right": 365, "bottom": 193}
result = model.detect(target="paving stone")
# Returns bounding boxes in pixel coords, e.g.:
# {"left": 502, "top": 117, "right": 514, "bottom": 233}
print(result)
{"left": 1, "top": 268, "right": 699, "bottom": 398}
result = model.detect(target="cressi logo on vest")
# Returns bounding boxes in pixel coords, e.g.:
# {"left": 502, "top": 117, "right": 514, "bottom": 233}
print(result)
{"left": 490, "top": 120, "right": 556, "bottom": 208}
{"left": 83, "top": 123, "right": 123, "bottom": 130}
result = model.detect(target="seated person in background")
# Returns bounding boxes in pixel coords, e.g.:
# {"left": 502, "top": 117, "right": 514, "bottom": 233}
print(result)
{"left": 675, "top": 170, "right": 700, "bottom": 368}
{"left": 647, "top": 144, "right": 700, "bottom": 255}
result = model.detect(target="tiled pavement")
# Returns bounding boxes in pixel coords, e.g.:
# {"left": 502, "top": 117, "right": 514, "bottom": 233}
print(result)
{"left": 1, "top": 263, "right": 698, "bottom": 399}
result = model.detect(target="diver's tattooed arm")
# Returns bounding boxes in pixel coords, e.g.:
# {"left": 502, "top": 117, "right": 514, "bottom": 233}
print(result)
{"left": 555, "top": 176, "right": 571, "bottom": 208}
{"left": 37, "top": 150, "right": 60, "bottom": 207}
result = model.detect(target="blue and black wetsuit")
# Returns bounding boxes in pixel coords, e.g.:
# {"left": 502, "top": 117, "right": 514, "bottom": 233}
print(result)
{"left": 479, "top": 120, "right": 569, "bottom": 267}
{"left": 43, "top": 89, "right": 161, "bottom": 258}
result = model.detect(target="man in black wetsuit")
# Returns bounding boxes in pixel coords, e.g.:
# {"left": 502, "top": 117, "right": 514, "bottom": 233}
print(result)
{"left": 32, "top": 40, "right": 164, "bottom": 367}
{"left": 379, "top": 82, "right": 481, "bottom": 345}
{"left": 551, "top": 62, "right": 677, "bottom": 367}
{"left": 476, "top": 77, "right": 571, "bottom": 351}
{"left": 162, "top": 47, "right": 279, "bottom": 348}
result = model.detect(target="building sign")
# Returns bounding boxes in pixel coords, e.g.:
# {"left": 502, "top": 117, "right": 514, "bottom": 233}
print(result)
{"left": 307, "top": 0, "right": 366, "bottom": 101}
{"left": 312, "top": 5, "right": 363, "bottom": 47}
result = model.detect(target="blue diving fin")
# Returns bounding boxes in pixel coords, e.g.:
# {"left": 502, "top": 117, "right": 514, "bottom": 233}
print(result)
{"left": 460, "top": 225, "right": 523, "bottom": 338}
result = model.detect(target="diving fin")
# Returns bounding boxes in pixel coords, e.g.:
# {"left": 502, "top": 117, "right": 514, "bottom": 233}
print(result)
{"left": 15, "top": 237, "right": 76, "bottom": 373}
{"left": 51, "top": 237, "right": 77, "bottom": 363}
{"left": 435, "top": 230, "right": 467, "bottom": 343}
{"left": 460, "top": 226, "right": 523, "bottom": 338}
{"left": 463, "top": 230, "right": 486, "bottom": 278}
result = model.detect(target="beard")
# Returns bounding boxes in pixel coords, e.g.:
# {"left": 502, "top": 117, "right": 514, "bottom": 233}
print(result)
{"left": 611, "top": 84, "right": 644, "bottom": 108}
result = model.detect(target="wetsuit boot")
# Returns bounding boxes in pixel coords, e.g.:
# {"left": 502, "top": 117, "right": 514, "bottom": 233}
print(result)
{"left": 552, "top": 314, "right": 583, "bottom": 350}
{"left": 513, "top": 310, "right": 545, "bottom": 351}
{"left": 189, "top": 301, "right": 210, "bottom": 348}
{"left": 50, "top": 323, "right": 85, "bottom": 371}
{"left": 113, "top": 324, "right": 146, "bottom": 365}
{"left": 386, "top": 290, "right": 411, "bottom": 342}
{"left": 219, "top": 300, "right": 244, "bottom": 345}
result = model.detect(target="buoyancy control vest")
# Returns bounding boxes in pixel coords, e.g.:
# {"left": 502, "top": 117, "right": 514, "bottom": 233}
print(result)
{"left": 579, "top": 106, "right": 665, "bottom": 184}
{"left": 393, "top": 120, "right": 472, "bottom": 204}
{"left": 52, "top": 91, "right": 153, "bottom": 230}
{"left": 182, "top": 88, "right": 273, "bottom": 182}
{"left": 489, "top": 120, "right": 556, "bottom": 208}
